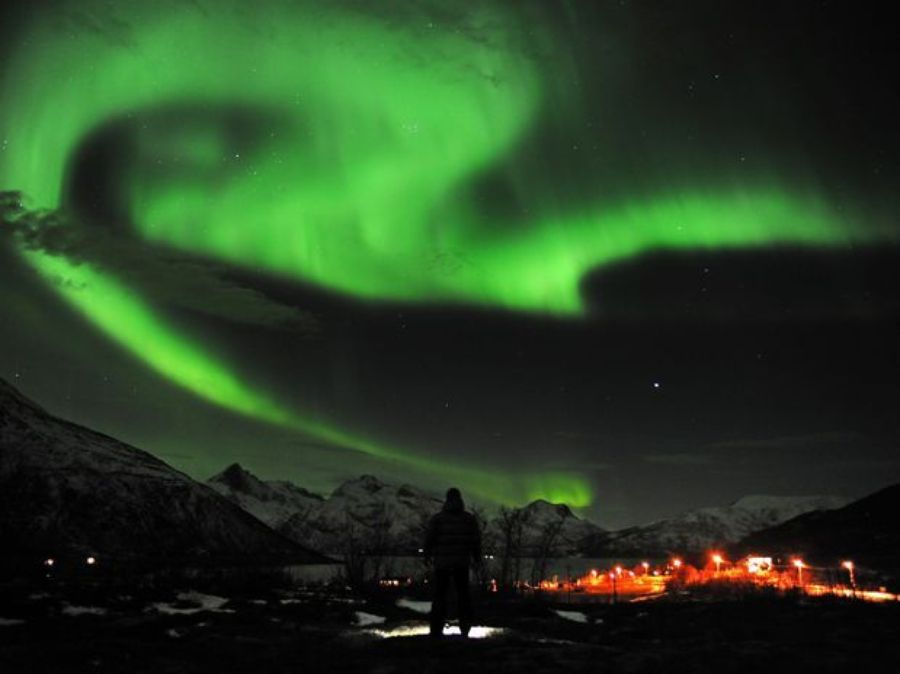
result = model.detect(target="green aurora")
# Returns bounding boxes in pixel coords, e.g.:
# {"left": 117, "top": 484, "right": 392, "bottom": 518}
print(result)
{"left": 0, "top": 0, "right": 892, "bottom": 507}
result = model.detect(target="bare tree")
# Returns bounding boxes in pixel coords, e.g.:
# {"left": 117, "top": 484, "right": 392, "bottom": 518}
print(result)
{"left": 366, "top": 502, "right": 392, "bottom": 583}
{"left": 338, "top": 513, "right": 370, "bottom": 591}
{"left": 496, "top": 506, "right": 530, "bottom": 592}
{"left": 531, "top": 517, "right": 565, "bottom": 586}
{"left": 469, "top": 505, "right": 490, "bottom": 591}
{"left": 338, "top": 503, "right": 392, "bottom": 591}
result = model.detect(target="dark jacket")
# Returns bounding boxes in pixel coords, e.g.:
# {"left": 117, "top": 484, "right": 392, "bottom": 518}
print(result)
{"left": 424, "top": 497, "right": 481, "bottom": 569}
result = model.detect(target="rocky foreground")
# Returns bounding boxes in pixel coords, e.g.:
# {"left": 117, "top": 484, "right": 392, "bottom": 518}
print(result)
{"left": 1, "top": 580, "right": 898, "bottom": 674}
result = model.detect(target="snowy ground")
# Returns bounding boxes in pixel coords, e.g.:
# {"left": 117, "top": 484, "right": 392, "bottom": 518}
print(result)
{"left": 1, "top": 583, "right": 899, "bottom": 673}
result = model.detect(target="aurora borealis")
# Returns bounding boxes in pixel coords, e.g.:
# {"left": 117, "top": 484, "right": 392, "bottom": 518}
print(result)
{"left": 1, "top": 0, "right": 898, "bottom": 525}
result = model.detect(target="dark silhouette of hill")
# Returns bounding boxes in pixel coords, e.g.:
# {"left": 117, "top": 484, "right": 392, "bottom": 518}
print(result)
{"left": 0, "top": 378, "right": 329, "bottom": 571}
{"left": 735, "top": 484, "right": 900, "bottom": 566}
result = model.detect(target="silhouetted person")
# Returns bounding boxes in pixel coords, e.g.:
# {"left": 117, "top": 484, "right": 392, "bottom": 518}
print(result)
{"left": 424, "top": 487, "right": 481, "bottom": 637}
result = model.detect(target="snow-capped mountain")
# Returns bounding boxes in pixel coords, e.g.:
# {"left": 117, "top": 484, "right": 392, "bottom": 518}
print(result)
{"left": 208, "top": 463, "right": 324, "bottom": 529}
{"left": 207, "top": 467, "right": 446, "bottom": 554}
{"left": 485, "top": 500, "right": 605, "bottom": 556}
{"left": 208, "top": 466, "right": 604, "bottom": 556}
{"left": 583, "top": 494, "right": 850, "bottom": 556}
{"left": 737, "top": 485, "right": 900, "bottom": 563}
{"left": 279, "top": 475, "right": 444, "bottom": 554}
{"left": 0, "top": 378, "right": 325, "bottom": 567}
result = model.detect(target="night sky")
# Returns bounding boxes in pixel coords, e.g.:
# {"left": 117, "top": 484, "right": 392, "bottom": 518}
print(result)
{"left": 1, "top": 0, "right": 898, "bottom": 528}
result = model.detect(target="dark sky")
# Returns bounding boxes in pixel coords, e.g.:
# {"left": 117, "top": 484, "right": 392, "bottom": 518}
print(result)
{"left": 1, "top": 0, "right": 898, "bottom": 527}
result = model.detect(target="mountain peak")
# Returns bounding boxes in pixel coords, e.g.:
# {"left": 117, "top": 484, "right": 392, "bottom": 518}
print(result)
{"left": 209, "top": 463, "right": 263, "bottom": 492}
{"left": 333, "top": 474, "right": 386, "bottom": 496}
{"left": 524, "top": 499, "right": 575, "bottom": 519}
{"left": 0, "top": 376, "right": 48, "bottom": 414}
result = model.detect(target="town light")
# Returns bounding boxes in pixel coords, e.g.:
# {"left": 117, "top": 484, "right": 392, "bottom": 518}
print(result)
{"left": 44, "top": 558, "right": 54, "bottom": 567}
{"left": 614, "top": 565, "right": 623, "bottom": 576}
{"left": 712, "top": 553, "right": 724, "bottom": 574}
{"left": 672, "top": 558, "right": 682, "bottom": 570}
{"left": 792, "top": 558, "right": 804, "bottom": 584}
{"left": 86, "top": 556, "right": 96, "bottom": 566}
{"left": 842, "top": 560, "right": 856, "bottom": 587}
{"left": 746, "top": 556, "right": 773, "bottom": 574}
{"left": 641, "top": 561, "right": 650, "bottom": 575}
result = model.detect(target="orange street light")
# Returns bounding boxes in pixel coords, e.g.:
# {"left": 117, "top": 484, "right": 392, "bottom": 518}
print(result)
{"left": 672, "top": 558, "right": 682, "bottom": 571}
{"left": 712, "top": 553, "right": 724, "bottom": 574}
{"left": 792, "top": 558, "right": 805, "bottom": 585}
{"left": 641, "top": 561, "right": 650, "bottom": 575}
{"left": 842, "top": 560, "right": 856, "bottom": 588}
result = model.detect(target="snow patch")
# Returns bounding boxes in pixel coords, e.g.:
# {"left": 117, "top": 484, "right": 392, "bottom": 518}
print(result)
{"left": 150, "top": 591, "right": 233, "bottom": 615}
{"left": 354, "top": 611, "right": 386, "bottom": 626}
{"left": 396, "top": 598, "right": 431, "bottom": 614}
{"left": 61, "top": 604, "right": 107, "bottom": 617}
{"left": 553, "top": 609, "right": 588, "bottom": 623}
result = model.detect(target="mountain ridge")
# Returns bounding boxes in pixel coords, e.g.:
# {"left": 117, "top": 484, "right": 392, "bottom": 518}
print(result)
{"left": 204, "top": 463, "right": 852, "bottom": 558}
{"left": 0, "top": 378, "right": 328, "bottom": 569}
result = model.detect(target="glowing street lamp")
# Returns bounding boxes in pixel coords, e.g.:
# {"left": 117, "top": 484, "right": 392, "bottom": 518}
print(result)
{"left": 641, "top": 561, "right": 650, "bottom": 575}
{"left": 86, "top": 556, "right": 97, "bottom": 566}
{"left": 842, "top": 560, "right": 856, "bottom": 588}
{"left": 671, "top": 558, "right": 682, "bottom": 572}
{"left": 792, "top": 558, "right": 805, "bottom": 585}
{"left": 43, "top": 558, "right": 54, "bottom": 568}
{"left": 712, "top": 553, "right": 724, "bottom": 574}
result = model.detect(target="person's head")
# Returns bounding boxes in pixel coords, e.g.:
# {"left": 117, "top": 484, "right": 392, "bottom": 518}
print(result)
{"left": 444, "top": 487, "right": 464, "bottom": 512}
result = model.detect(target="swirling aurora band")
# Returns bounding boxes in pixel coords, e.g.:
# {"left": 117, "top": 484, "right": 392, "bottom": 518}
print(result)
{"left": 0, "top": 1, "right": 889, "bottom": 506}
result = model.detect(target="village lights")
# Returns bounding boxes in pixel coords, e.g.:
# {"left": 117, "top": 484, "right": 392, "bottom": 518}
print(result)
{"left": 792, "top": 558, "right": 805, "bottom": 584}
{"left": 746, "top": 556, "right": 773, "bottom": 574}
{"left": 842, "top": 560, "right": 856, "bottom": 587}
{"left": 712, "top": 553, "right": 724, "bottom": 574}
